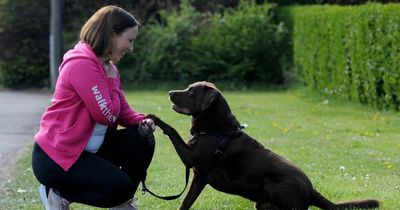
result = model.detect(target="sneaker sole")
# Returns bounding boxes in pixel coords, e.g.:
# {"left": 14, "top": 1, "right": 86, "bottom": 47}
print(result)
{"left": 39, "top": 185, "right": 50, "bottom": 210}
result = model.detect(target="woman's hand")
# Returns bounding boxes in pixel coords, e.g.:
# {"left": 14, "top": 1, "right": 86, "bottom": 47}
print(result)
{"left": 138, "top": 118, "right": 156, "bottom": 145}
{"left": 138, "top": 118, "right": 155, "bottom": 137}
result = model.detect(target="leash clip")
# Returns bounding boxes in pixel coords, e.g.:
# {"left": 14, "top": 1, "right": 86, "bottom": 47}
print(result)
{"left": 141, "top": 183, "right": 146, "bottom": 195}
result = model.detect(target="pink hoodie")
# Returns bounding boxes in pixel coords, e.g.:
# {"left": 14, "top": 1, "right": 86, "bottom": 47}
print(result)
{"left": 35, "top": 41, "right": 146, "bottom": 171}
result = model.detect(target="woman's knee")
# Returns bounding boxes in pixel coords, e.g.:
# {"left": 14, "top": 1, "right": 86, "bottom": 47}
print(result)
{"left": 107, "top": 176, "right": 138, "bottom": 204}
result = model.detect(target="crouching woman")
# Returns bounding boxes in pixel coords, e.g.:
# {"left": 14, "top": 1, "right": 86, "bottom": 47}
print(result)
{"left": 32, "top": 5, "right": 155, "bottom": 210}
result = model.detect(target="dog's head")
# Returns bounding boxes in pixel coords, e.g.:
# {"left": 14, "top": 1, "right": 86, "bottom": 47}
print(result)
{"left": 169, "top": 81, "right": 221, "bottom": 116}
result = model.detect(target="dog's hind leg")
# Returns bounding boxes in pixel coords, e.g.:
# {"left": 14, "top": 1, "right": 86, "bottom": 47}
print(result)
{"left": 180, "top": 170, "right": 206, "bottom": 210}
{"left": 263, "top": 181, "right": 309, "bottom": 210}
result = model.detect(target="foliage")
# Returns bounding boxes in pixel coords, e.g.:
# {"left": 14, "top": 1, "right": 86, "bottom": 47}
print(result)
{"left": 289, "top": 3, "right": 400, "bottom": 110}
{"left": 0, "top": 0, "right": 50, "bottom": 88}
{"left": 1, "top": 89, "right": 399, "bottom": 209}
{"left": 62, "top": 0, "right": 182, "bottom": 48}
{"left": 256, "top": 0, "right": 399, "bottom": 6}
{"left": 0, "top": 0, "right": 287, "bottom": 88}
{"left": 0, "top": 0, "right": 182, "bottom": 89}
{"left": 119, "top": 0, "right": 200, "bottom": 83}
{"left": 119, "top": 1, "right": 287, "bottom": 87}
{"left": 2, "top": 0, "right": 399, "bottom": 93}
{"left": 190, "top": 0, "right": 240, "bottom": 12}
{"left": 187, "top": 2, "right": 286, "bottom": 84}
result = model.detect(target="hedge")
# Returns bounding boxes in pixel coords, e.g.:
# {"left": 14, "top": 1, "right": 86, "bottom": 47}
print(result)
{"left": 289, "top": 3, "right": 400, "bottom": 110}
{"left": 2, "top": 0, "right": 399, "bottom": 113}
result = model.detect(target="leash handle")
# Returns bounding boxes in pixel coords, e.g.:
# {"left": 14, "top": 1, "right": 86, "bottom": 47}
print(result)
{"left": 141, "top": 167, "right": 190, "bottom": 200}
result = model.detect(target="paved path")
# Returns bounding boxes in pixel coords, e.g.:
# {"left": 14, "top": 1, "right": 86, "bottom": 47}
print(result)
{"left": 0, "top": 90, "right": 50, "bottom": 188}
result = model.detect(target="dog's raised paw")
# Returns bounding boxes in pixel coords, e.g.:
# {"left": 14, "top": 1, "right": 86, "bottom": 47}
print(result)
{"left": 146, "top": 114, "right": 162, "bottom": 125}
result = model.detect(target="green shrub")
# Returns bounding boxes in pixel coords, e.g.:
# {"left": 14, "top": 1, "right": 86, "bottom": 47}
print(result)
{"left": 188, "top": 2, "right": 286, "bottom": 84}
{"left": 0, "top": 0, "right": 50, "bottom": 88}
{"left": 0, "top": 0, "right": 182, "bottom": 89}
{"left": 119, "top": 0, "right": 199, "bottom": 84}
{"left": 119, "top": 1, "right": 287, "bottom": 87}
{"left": 290, "top": 3, "right": 400, "bottom": 110}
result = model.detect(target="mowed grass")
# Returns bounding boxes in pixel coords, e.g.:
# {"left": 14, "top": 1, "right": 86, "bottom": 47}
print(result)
{"left": 0, "top": 88, "right": 399, "bottom": 209}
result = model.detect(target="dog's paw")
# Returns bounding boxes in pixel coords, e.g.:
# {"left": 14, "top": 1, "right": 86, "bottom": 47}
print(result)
{"left": 146, "top": 114, "right": 162, "bottom": 125}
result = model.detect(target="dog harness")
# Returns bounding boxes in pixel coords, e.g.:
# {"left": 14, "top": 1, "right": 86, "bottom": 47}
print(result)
{"left": 198, "top": 124, "right": 247, "bottom": 155}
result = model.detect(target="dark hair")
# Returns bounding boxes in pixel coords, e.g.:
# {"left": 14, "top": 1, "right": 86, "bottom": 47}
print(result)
{"left": 80, "top": 5, "right": 139, "bottom": 56}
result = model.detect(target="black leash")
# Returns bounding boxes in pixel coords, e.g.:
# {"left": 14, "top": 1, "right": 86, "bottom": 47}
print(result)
{"left": 141, "top": 167, "right": 190, "bottom": 200}
{"left": 141, "top": 124, "right": 246, "bottom": 200}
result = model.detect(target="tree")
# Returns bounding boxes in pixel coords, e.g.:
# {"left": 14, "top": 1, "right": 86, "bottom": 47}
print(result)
{"left": 0, "top": 0, "right": 50, "bottom": 88}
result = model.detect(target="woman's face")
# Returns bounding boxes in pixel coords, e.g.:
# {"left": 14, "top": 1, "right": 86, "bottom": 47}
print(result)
{"left": 109, "top": 26, "right": 138, "bottom": 63}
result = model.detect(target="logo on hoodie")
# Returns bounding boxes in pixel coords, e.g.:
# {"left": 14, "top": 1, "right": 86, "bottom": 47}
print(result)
{"left": 91, "top": 85, "right": 117, "bottom": 123}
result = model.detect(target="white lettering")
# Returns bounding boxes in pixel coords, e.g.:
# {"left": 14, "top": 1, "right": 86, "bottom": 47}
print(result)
{"left": 98, "top": 100, "right": 107, "bottom": 110}
{"left": 92, "top": 85, "right": 100, "bottom": 95}
{"left": 95, "top": 94, "right": 102, "bottom": 101}
{"left": 91, "top": 85, "right": 117, "bottom": 123}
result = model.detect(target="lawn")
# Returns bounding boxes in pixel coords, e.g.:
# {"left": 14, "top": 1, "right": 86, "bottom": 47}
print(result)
{"left": 0, "top": 88, "right": 399, "bottom": 209}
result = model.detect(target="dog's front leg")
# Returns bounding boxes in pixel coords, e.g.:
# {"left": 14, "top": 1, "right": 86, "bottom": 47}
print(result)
{"left": 147, "top": 114, "right": 195, "bottom": 167}
{"left": 180, "top": 170, "right": 206, "bottom": 210}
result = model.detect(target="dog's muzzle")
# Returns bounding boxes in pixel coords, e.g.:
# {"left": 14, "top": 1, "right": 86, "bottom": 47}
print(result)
{"left": 171, "top": 104, "right": 191, "bottom": 115}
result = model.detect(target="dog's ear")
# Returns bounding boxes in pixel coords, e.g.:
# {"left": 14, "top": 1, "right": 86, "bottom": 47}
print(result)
{"left": 201, "top": 89, "right": 219, "bottom": 111}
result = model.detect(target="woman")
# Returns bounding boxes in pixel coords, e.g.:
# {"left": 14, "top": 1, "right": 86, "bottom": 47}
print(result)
{"left": 32, "top": 5, "right": 155, "bottom": 210}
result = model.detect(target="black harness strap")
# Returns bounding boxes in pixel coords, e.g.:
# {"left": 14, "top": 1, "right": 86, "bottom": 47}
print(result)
{"left": 199, "top": 125, "right": 246, "bottom": 155}
{"left": 141, "top": 167, "right": 190, "bottom": 200}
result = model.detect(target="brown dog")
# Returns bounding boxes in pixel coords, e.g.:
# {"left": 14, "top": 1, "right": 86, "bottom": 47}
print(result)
{"left": 148, "top": 81, "right": 379, "bottom": 210}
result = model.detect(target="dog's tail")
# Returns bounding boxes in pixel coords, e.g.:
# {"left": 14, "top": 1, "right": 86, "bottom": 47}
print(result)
{"left": 334, "top": 199, "right": 380, "bottom": 209}
{"left": 309, "top": 189, "right": 379, "bottom": 210}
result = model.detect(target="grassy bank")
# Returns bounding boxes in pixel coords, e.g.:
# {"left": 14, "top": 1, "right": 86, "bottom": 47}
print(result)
{"left": 1, "top": 88, "right": 399, "bottom": 209}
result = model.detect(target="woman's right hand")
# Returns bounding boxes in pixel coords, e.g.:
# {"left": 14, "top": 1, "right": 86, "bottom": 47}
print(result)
{"left": 138, "top": 118, "right": 156, "bottom": 145}
{"left": 138, "top": 118, "right": 155, "bottom": 137}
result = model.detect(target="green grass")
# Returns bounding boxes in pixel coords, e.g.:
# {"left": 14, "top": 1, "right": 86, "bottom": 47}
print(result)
{"left": 1, "top": 88, "right": 399, "bottom": 209}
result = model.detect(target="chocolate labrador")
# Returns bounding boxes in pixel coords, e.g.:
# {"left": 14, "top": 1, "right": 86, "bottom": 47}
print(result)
{"left": 148, "top": 81, "right": 379, "bottom": 210}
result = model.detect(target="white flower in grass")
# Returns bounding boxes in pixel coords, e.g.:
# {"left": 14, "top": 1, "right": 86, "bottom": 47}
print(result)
{"left": 339, "top": 166, "right": 345, "bottom": 171}
{"left": 17, "top": 188, "right": 26, "bottom": 193}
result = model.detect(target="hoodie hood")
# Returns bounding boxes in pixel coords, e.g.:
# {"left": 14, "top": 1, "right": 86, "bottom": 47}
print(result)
{"left": 59, "top": 41, "right": 102, "bottom": 72}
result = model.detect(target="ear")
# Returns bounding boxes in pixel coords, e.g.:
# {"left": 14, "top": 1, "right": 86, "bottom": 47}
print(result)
{"left": 201, "top": 89, "right": 219, "bottom": 111}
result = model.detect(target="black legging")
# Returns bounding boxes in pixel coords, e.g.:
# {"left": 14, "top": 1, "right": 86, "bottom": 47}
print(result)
{"left": 32, "top": 125, "right": 155, "bottom": 208}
